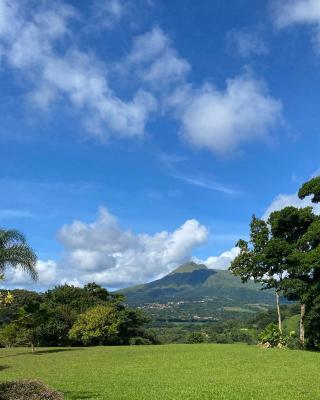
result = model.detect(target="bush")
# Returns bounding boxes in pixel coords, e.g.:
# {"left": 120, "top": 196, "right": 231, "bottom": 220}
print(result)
{"left": 0, "top": 380, "right": 63, "bottom": 400}
{"left": 259, "top": 323, "right": 282, "bottom": 347}
{"left": 286, "top": 332, "right": 304, "bottom": 350}
{"left": 129, "top": 336, "right": 153, "bottom": 345}
{"left": 0, "top": 324, "right": 19, "bottom": 347}
{"left": 187, "top": 332, "right": 207, "bottom": 344}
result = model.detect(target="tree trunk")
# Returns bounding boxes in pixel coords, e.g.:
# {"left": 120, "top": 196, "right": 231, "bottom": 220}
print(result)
{"left": 276, "top": 291, "right": 282, "bottom": 333}
{"left": 300, "top": 303, "right": 306, "bottom": 344}
{"left": 31, "top": 343, "right": 35, "bottom": 353}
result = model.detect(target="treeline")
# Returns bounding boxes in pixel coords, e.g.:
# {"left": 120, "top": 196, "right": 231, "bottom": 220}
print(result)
{"left": 0, "top": 283, "right": 158, "bottom": 350}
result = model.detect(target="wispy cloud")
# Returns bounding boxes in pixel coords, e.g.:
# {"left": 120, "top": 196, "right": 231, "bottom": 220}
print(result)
{"left": 169, "top": 173, "right": 236, "bottom": 195}
{"left": 159, "top": 152, "right": 237, "bottom": 195}
{"left": 0, "top": 209, "right": 34, "bottom": 219}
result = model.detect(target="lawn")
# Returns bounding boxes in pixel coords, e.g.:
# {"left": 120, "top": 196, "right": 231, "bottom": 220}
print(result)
{"left": 0, "top": 344, "right": 319, "bottom": 399}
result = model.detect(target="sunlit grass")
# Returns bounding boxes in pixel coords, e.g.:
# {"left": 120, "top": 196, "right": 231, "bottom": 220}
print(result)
{"left": 1, "top": 344, "right": 319, "bottom": 399}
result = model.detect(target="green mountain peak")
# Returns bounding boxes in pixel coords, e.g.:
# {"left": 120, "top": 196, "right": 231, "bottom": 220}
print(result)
{"left": 169, "top": 261, "right": 208, "bottom": 275}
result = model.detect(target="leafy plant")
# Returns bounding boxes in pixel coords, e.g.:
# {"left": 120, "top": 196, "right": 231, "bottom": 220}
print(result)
{"left": 259, "top": 323, "right": 283, "bottom": 347}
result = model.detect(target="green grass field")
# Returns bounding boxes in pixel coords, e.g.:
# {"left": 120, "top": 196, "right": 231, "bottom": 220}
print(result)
{"left": 0, "top": 344, "right": 319, "bottom": 399}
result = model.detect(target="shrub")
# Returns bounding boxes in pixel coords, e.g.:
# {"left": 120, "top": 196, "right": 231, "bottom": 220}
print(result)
{"left": 187, "top": 332, "right": 207, "bottom": 344}
{"left": 286, "top": 332, "right": 304, "bottom": 350}
{"left": 129, "top": 336, "right": 153, "bottom": 345}
{"left": 0, "top": 324, "right": 19, "bottom": 347}
{"left": 0, "top": 380, "right": 63, "bottom": 400}
{"left": 259, "top": 323, "right": 282, "bottom": 347}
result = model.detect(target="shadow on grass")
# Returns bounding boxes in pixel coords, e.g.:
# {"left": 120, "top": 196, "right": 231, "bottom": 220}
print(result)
{"left": 0, "top": 365, "right": 10, "bottom": 371}
{"left": 64, "top": 390, "right": 100, "bottom": 399}
{"left": 0, "top": 348, "right": 85, "bottom": 359}
{"left": 33, "top": 348, "right": 85, "bottom": 356}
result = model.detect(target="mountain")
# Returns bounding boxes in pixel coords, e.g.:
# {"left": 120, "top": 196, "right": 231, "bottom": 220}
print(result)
{"left": 119, "top": 262, "right": 276, "bottom": 322}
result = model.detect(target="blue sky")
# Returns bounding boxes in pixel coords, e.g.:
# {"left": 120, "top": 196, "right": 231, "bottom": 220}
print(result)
{"left": 1, "top": 0, "right": 320, "bottom": 289}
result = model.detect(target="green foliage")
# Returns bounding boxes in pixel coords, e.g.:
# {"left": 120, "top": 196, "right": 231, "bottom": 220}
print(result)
{"left": 187, "top": 331, "right": 207, "bottom": 343}
{"left": 14, "top": 301, "right": 48, "bottom": 351}
{"left": 286, "top": 333, "right": 304, "bottom": 350}
{"left": 40, "top": 283, "right": 119, "bottom": 347}
{"left": 69, "top": 305, "right": 121, "bottom": 345}
{"left": 69, "top": 304, "right": 153, "bottom": 346}
{"left": 298, "top": 176, "right": 320, "bottom": 203}
{"left": 259, "top": 324, "right": 282, "bottom": 347}
{"left": 0, "top": 323, "right": 19, "bottom": 347}
{"left": 0, "top": 229, "right": 37, "bottom": 280}
{"left": 129, "top": 336, "right": 153, "bottom": 345}
{"left": 0, "top": 380, "right": 63, "bottom": 400}
{"left": 0, "top": 289, "right": 42, "bottom": 327}
{"left": 231, "top": 176, "right": 320, "bottom": 349}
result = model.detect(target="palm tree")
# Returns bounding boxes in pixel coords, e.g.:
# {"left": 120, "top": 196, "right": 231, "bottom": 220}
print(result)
{"left": 0, "top": 229, "right": 38, "bottom": 281}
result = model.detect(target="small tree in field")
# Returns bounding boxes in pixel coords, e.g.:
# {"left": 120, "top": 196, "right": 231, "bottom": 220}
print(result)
{"left": 14, "top": 301, "right": 48, "bottom": 352}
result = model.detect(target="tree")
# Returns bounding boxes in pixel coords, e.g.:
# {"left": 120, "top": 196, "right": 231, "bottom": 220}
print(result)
{"left": 230, "top": 215, "right": 289, "bottom": 333}
{"left": 0, "top": 229, "right": 37, "bottom": 280}
{"left": 231, "top": 176, "right": 320, "bottom": 347}
{"left": 295, "top": 175, "right": 320, "bottom": 346}
{"left": 12, "top": 301, "right": 48, "bottom": 352}
{"left": 268, "top": 205, "right": 315, "bottom": 342}
{"left": 68, "top": 304, "right": 153, "bottom": 346}
{"left": 68, "top": 304, "right": 122, "bottom": 346}
{"left": 40, "top": 283, "right": 124, "bottom": 346}
{"left": 298, "top": 176, "right": 320, "bottom": 204}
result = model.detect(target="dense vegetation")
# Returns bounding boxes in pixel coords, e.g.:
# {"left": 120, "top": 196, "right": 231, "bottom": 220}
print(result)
{"left": 1, "top": 345, "right": 320, "bottom": 399}
{"left": 151, "top": 303, "right": 300, "bottom": 345}
{"left": 0, "top": 284, "right": 157, "bottom": 349}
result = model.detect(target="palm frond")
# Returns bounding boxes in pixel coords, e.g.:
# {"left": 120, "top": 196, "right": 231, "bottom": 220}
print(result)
{"left": 0, "top": 229, "right": 38, "bottom": 281}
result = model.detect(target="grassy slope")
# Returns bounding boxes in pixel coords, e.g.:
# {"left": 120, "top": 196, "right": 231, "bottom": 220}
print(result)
{"left": 1, "top": 345, "right": 320, "bottom": 400}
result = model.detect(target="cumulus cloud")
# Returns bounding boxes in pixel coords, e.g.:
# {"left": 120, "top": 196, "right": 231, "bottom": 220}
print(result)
{"left": 0, "top": 0, "right": 156, "bottom": 138}
{"left": 263, "top": 192, "right": 320, "bottom": 219}
{"left": 227, "top": 29, "right": 268, "bottom": 57}
{"left": 57, "top": 207, "right": 208, "bottom": 287}
{"left": 272, "top": 0, "right": 320, "bottom": 51}
{"left": 173, "top": 72, "right": 282, "bottom": 155}
{"left": 195, "top": 247, "right": 240, "bottom": 270}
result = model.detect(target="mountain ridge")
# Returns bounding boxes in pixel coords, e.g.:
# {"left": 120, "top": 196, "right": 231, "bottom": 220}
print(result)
{"left": 119, "top": 262, "right": 275, "bottom": 317}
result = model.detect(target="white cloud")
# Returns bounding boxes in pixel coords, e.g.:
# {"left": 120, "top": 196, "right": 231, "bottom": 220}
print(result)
{"left": 227, "top": 29, "right": 268, "bottom": 57}
{"left": 195, "top": 247, "right": 240, "bottom": 270}
{"left": 272, "top": 0, "right": 320, "bottom": 51}
{"left": 3, "top": 260, "right": 58, "bottom": 287}
{"left": 91, "top": 0, "right": 125, "bottom": 28}
{"left": 125, "top": 27, "right": 190, "bottom": 89}
{"left": 57, "top": 207, "right": 208, "bottom": 287}
{"left": 0, "top": 0, "right": 156, "bottom": 138}
{"left": 173, "top": 72, "right": 282, "bottom": 155}
{"left": 263, "top": 192, "right": 320, "bottom": 219}
{"left": 0, "top": 1, "right": 283, "bottom": 155}
{"left": 273, "top": 0, "right": 320, "bottom": 27}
